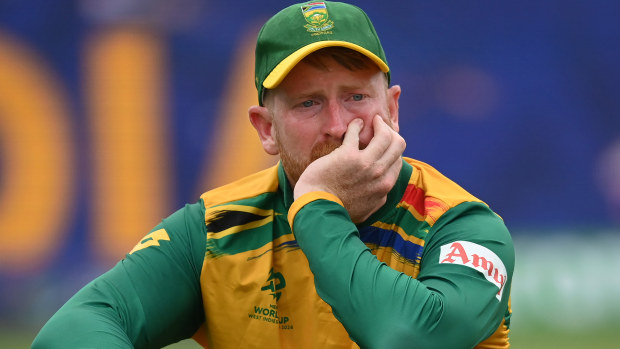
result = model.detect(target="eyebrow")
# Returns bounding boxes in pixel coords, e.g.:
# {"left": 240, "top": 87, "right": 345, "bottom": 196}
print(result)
{"left": 289, "top": 83, "right": 373, "bottom": 98}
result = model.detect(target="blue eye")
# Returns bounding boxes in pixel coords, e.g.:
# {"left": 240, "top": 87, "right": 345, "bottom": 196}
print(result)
{"left": 302, "top": 100, "right": 314, "bottom": 107}
{"left": 352, "top": 94, "right": 364, "bottom": 101}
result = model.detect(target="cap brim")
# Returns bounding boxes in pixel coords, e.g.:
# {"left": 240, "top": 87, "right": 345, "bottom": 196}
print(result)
{"left": 262, "top": 40, "right": 390, "bottom": 89}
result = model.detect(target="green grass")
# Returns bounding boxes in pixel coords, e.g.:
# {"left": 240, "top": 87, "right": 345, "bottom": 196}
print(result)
{"left": 0, "top": 328, "right": 36, "bottom": 348}
{"left": 7, "top": 327, "right": 619, "bottom": 348}
{"left": 1, "top": 329, "right": 203, "bottom": 348}
{"left": 161, "top": 327, "right": 620, "bottom": 348}
{"left": 510, "top": 326, "right": 619, "bottom": 349}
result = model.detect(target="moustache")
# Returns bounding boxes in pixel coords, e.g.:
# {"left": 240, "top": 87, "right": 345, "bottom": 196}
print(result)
{"left": 310, "top": 140, "right": 342, "bottom": 162}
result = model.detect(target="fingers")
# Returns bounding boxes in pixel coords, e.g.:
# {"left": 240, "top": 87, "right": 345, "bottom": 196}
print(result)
{"left": 364, "top": 115, "right": 397, "bottom": 158}
{"left": 365, "top": 115, "right": 406, "bottom": 172}
{"left": 342, "top": 115, "right": 405, "bottom": 168}
{"left": 342, "top": 118, "right": 364, "bottom": 148}
{"left": 383, "top": 129, "right": 406, "bottom": 162}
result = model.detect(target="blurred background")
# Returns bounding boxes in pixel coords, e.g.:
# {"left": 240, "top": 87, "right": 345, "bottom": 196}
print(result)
{"left": 1, "top": 0, "right": 619, "bottom": 347}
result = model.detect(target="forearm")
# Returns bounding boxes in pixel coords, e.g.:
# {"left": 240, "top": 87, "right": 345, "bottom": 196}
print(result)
{"left": 32, "top": 267, "right": 143, "bottom": 348}
{"left": 33, "top": 310, "right": 133, "bottom": 349}
{"left": 289, "top": 194, "right": 505, "bottom": 348}
{"left": 34, "top": 202, "right": 207, "bottom": 349}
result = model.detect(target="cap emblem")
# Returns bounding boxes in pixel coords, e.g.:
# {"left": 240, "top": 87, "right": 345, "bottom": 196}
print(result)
{"left": 301, "top": 2, "right": 334, "bottom": 34}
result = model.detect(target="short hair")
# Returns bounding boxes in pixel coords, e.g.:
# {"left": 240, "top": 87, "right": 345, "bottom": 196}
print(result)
{"left": 303, "top": 46, "right": 373, "bottom": 72}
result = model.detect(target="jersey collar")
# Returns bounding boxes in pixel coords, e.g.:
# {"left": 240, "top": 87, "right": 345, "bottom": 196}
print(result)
{"left": 278, "top": 158, "right": 413, "bottom": 227}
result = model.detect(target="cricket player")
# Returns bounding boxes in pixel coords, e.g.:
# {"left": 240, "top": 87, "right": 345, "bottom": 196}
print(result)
{"left": 33, "top": 1, "right": 514, "bottom": 348}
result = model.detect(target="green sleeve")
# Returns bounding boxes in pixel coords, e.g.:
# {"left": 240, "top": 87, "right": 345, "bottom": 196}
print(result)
{"left": 291, "top": 200, "right": 514, "bottom": 349}
{"left": 32, "top": 202, "right": 207, "bottom": 349}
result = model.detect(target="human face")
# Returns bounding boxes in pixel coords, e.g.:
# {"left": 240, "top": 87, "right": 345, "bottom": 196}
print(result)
{"left": 273, "top": 57, "right": 400, "bottom": 185}
{"left": 251, "top": 55, "right": 401, "bottom": 186}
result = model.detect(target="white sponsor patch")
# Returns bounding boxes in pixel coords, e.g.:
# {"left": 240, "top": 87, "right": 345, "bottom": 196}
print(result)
{"left": 439, "top": 241, "right": 507, "bottom": 300}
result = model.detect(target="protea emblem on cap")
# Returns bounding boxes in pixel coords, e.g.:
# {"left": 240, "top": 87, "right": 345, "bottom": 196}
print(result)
{"left": 301, "top": 2, "right": 334, "bottom": 33}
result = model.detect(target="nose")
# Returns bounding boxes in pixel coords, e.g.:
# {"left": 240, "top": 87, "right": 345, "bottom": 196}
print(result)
{"left": 322, "top": 100, "right": 349, "bottom": 140}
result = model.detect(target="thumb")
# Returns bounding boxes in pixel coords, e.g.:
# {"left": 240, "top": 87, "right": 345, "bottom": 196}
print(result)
{"left": 342, "top": 118, "right": 364, "bottom": 148}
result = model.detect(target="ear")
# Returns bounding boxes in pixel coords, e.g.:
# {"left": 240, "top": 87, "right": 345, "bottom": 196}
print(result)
{"left": 248, "top": 105, "right": 279, "bottom": 155}
{"left": 387, "top": 85, "right": 401, "bottom": 132}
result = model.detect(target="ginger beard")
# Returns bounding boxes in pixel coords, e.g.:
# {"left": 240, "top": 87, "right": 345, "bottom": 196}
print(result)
{"left": 275, "top": 129, "right": 341, "bottom": 186}
{"left": 273, "top": 113, "right": 394, "bottom": 186}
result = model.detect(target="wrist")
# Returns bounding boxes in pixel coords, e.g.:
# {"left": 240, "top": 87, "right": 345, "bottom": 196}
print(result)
{"left": 293, "top": 182, "right": 330, "bottom": 200}
{"left": 288, "top": 191, "right": 344, "bottom": 229}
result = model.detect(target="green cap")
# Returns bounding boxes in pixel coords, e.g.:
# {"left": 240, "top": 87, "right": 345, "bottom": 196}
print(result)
{"left": 255, "top": 1, "right": 390, "bottom": 105}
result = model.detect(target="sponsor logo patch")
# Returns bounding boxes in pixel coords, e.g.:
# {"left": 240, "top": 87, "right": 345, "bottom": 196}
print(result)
{"left": 439, "top": 241, "right": 507, "bottom": 300}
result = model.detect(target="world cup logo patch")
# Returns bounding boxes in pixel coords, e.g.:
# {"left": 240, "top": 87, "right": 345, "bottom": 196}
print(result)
{"left": 301, "top": 2, "right": 334, "bottom": 33}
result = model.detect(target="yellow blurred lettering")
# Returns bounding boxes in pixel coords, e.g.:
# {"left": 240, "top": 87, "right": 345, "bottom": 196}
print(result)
{"left": 198, "top": 28, "right": 277, "bottom": 191}
{"left": 85, "top": 27, "right": 171, "bottom": 264}
{"left": 0, "top": 31, "right": 75, "bottom": 272}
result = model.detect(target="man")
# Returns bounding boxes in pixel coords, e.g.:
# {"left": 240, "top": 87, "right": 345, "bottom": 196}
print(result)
{"left": 33, "top": 2, "right": 514, "bottom": 348}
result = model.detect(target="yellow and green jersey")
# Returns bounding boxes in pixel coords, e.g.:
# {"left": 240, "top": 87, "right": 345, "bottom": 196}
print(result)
{"left": 33, "top": 158, "right": 514, "bottom": 349}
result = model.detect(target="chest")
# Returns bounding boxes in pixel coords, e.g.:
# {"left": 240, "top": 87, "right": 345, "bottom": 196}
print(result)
{"left": 200, "top": 212, "right": 425, "bottom": 348}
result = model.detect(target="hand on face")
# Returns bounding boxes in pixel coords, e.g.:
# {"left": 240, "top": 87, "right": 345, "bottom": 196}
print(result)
{"left": 293, "top": 115, "right": 406, "bottom": 223}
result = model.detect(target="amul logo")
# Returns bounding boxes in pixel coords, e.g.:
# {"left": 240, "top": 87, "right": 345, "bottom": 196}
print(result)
{"left": 261, "top": 268, "right": 286, "bottom": 301}
{"left": 439, "top": 241, "right": 507, "bottom": 300}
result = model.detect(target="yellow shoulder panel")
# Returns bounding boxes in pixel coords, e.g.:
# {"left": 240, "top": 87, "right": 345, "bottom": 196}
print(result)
{"left": 403, "top": 158, "right": 486, "bottom": 226}
{"left": 405, "top": 157, "right": 483, "bottom": 207}
{"left": 200, "top": 164, "right": 280, "bottom": 209}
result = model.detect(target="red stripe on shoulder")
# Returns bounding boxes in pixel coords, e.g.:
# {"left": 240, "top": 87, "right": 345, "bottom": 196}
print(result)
{"left": 401, "top": 184, "right": 451, "bottom": 226}
{"left": 401, "top": 184, "right": 426, "bottom": 217}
